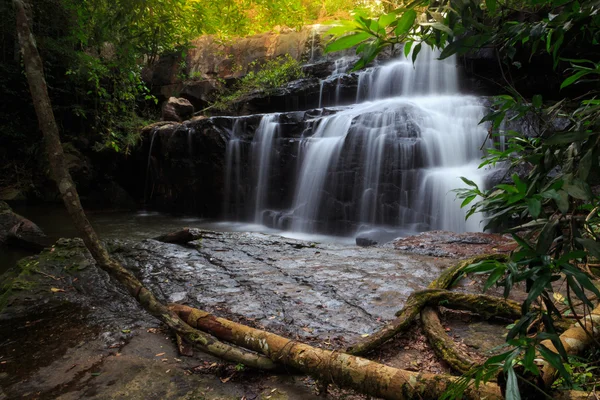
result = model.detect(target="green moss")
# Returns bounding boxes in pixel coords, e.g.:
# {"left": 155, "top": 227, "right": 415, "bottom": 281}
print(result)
{"left": 0, "top": 256, "right": 41, "bottom": 312}
{"left": 38, "top": 239, "right": 92, "bottom": 272}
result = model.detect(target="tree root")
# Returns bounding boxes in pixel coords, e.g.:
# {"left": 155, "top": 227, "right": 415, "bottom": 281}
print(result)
{"left": 540, "top": 302, "right": 600, "bottom": 388}
{"left": 421, "top": 306, "right": 476, "bottom": 373}
{"left": 347, "top": 254, "right": 514, "bottom": 373}
{"left": 421, "top": 254, "right": 510, "bottom": 373}
{"left": 346, "top": 289, "right": 520, "bottom": 356}
{"left": 169, "top": 303, "right": 502, "bottom": 400}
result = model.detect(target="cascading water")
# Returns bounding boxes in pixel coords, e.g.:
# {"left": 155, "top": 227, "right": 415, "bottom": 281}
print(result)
{"left": 223, "top": 119, "right": 245, "bottom": 220}
{"left": 223, "top": 46, "right": 493, "bottom": 236}
{"left": 251, "top": 114, "right": 279, "bottom": 223}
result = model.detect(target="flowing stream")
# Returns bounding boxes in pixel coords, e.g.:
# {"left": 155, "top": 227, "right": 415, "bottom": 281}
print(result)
{"left": 224, "top": 47, "right": 492, "bottom": 236}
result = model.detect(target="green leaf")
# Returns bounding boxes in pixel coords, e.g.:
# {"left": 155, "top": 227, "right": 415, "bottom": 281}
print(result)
{"left": 379, "top": 12, "right": 397, "bottom": 28}
{"left": 505, "top": 367, "right": 521, "bottom": 400}
{"left": 421, "top": 22, "right": 454, "bottom": 36}
{"left": 536, "top": 219, "right": 558, "bottom": 254}
{"left": 538, "top": 344, "right": 571, "bottom": 382}
{"left": 485, "top": 0, "right": 497, "bottom": 13}
{"left": 545, "top": 131, "right": 593, "bottom": 145}
{"left": 526, "top": 198, "right": 542, "bottom": 219}
{"left": 461, "top": 195, "right": 477, "bottom": 208}
{"left": 524, "top": 273, "right": 551, "bottom": 311}
{"left": 403, "top": 41, "right": 413, "bottom": 58}
{"left": 554, "top": 190, "right": 569, "bottom": 214}
{"left": 395, "top": 10, "right": 417, "bottom": 36}
{"left": 523, "top": 345, "right": 539, "bottom": 375}
{"left": 566, "top": 275, "right": 594, "bottom": 308}
{"left": 563, "top": 180, "right": 592, "bottom": 200}
{"left": 412, "top": 42, "right": 422, "bottom": 64}
{"left": 560, "top": 70, "right": 589, "bottom": 89}
{"left": 325, "top": 32, "right": 372, "bottom": 53}
{"left": 578, "top": 149, "right": 593, "bottom": 181}
{"left": 460, "top": 176, "right": 478, "bottom": 188}
{"left": 576, "top": 238, "right": 600, "bottom": 259}
{"left": 483, "top": 267, "right": 505, "bottom": 292}
{"left": 532, "top": 94, "right": 542, "bottom": 108}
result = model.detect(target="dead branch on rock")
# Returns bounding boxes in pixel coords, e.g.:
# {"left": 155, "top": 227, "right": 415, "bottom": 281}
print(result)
{"left": 418, "top": 256, "right": 511, "bottom": 373}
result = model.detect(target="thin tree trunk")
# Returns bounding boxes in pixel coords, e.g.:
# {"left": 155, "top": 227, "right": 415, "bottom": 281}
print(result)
{"left": 12, "top": 0, "right": 275, "bottom": 371}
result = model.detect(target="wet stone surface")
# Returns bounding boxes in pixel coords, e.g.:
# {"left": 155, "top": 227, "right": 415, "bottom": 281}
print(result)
{"left": 115, "top": 230, "right": 447, "bottom": 338}
{"left": 1, "top": 230, "right": 511, "bottom": 399}
{"left": 391, "top": 230, "right": 517, "bottom": 258}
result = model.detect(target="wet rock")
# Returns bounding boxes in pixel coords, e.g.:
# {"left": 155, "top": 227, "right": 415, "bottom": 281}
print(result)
{"left": 162, "top": 97, "right": 195, "bottom": 122}
{"left": 355, "top": 228, "right": 408, "bottom": 247}
{"left": 356, "top": 237, "right": 377, "bottom": 247}
{"left": 82, "top": 180, "right": 137, "bottom": 211}
{"left": 392, "top": 230, "right": 517, "bottom": 258}
{"left": 1, "top": 231, "right": 446, "bottom": 340}
{"left": 0, "top": 201, "right": 49, "bottom": 251}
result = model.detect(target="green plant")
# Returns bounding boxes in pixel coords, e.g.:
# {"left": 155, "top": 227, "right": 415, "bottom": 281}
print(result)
{"left": 212, "top": 54, "right": 305, "bottom": 110}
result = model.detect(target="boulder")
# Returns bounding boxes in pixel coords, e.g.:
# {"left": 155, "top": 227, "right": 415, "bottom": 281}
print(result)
{"left": 162, "top": 97, "right": 194, "bottom": 122}
{"left": 0, "top": 201, "right": 49, "bottom": 251}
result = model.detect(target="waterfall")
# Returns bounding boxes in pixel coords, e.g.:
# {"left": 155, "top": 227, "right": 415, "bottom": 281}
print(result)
{"left": 251, "top": 114, "right": 279, "bottom": 223}
{"left": 290, "top": 47, "right": 490, "bottom": 234}
{"left": 143, "top": 129, "right": 158, "bottom": 205}
{"left": 222, "top": 45, "right": 493, "bottom": 236}
{"left": 223, "top": 119, "right": 245, "bottom": 219}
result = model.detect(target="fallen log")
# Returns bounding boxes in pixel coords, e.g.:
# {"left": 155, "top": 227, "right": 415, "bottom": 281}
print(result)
{"left": 170, "top": 303, "right": 503, "bottom": 400}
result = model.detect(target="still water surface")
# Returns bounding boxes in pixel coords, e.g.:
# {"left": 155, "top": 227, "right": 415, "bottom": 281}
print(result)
{"left": 0, "top": 205, "right": 355, "bottom": 274}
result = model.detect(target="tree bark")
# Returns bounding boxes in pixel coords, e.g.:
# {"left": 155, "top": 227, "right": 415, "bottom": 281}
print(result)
{"left": 170, "top": 303, "right": 503, "bottom": 400}
{"left": 540, "top": 302, "right": 600, "bottom": 388}
{"left": 12, "top": 0, "right": 275, "bottom": 371}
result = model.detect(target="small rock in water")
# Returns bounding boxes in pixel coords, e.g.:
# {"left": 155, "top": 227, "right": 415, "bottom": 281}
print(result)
{"left": 356, "top": 237, "right": 377, "bottom": 247}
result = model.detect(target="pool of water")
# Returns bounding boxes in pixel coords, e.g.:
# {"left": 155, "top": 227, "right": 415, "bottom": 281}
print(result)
{"left": 0, "top": 205, "right": 357, "bottom": 275}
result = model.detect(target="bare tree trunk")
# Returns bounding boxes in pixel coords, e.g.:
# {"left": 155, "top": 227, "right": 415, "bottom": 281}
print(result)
{"left": 12, "top": 0, "right": 275, "bottom": 371}
{"left": 170, "top": 304, "right": 503, "bottom": 400}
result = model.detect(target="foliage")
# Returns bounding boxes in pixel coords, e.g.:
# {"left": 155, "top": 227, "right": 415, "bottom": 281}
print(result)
{"left": 213, "top": 55, "right": 305, "bottom": 110}
{"left": 325, "top": 0, "right": 600, "bottom": 398}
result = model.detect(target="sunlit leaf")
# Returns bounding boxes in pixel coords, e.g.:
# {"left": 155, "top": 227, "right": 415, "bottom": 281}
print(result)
{"left": 325, "top": 32, "right": 372, "bottom": 53}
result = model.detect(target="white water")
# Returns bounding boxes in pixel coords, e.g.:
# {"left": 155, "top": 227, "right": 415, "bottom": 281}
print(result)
{"left": 292, "top": 47, "right": 490, "bottom": 233}
{"left": 223, "top": 119, "right": 245, "bottom": 220}
{"left": 226, "top": 46, "right": 492, "bottom": 235}
{"left": 251, "top": 114, "right": 279, "bottom": 223}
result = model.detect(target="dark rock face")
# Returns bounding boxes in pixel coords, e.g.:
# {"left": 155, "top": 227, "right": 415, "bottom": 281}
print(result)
{"left": 162, "top": 97, "right": 195, "bottom": 122}
{"left": 128, "top": 118, "right": 233, "bottom": 217}
{"left": 131, "top": 101, "right": 447, "bottom": 235}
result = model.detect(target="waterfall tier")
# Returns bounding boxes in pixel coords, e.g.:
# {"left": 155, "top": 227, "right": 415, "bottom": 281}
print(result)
{"left": 142, "top": 46, "right": 495, "bottom": 237}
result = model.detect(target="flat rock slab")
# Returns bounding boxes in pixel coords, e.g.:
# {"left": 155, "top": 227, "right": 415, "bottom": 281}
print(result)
{"left": 117, "top": 230, "right": 448, "bottom": 338}
{"left": 1, "top": 229, "right": 516, "bottom": 399}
